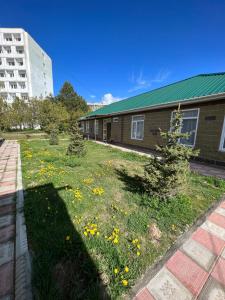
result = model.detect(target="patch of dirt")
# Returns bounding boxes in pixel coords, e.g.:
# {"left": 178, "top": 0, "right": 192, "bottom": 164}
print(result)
{"left": 148, "top": 223, "right": 162, "bottom": 245}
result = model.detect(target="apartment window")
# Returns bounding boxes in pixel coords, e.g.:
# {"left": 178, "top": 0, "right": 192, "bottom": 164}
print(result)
{"left": 0, "top": 72, "right": 5, "bottom": 78}
{"left": 14, "top": 34, "right": 21, "bottom": 41}
{"left": 95, "top": 120, "right": 99, "bottom": 135}
{"left": 19, "top": 71, "right": 26, "bottom": 78}
{"left": 17, "top": 59, "right": 23, "bottom": 66}
{"left": 4, "top": 34, "right": 12, "bottom": 41}
{"left": 16, "top": 47, "right": 24, "bottom": 54}
{"left": 131, "top": 115, "right": 144, "bottom": 140}
{"left": 0, "top": 47, "right": 2, "bottom": 54}
{"left": 20, "top": 83, "right": 26, "bottom": 89}
{"left": 113, "top": 117, "right": 119, "bottom": 122}
{"left": 0, "top": 59, "right": 2, "bottom": 66}
{"left": 7, "top": 59, "right": 15, "bottom": 66}
{"left": 5, "top": 46, "right": 11, "bottom": 54}
{"left": 10, "top": 82, "right": 17, "bottom": 89}
{"left": 86, "top": 121, "right": 89, "bottom": 133}
{"left": 171, "top": 109, "right": 199, "bottom": 147}
{"left": 21, "top": 93, "right": 28, "bottom": 100}
{"left": 8, "top": 71, "right": 14, "bottom": 78}
{"left": 0, "top": 93, "right": 7, "bottom": 100}
{"left": 0, "top": 82, "right": 5, "bottom": 90}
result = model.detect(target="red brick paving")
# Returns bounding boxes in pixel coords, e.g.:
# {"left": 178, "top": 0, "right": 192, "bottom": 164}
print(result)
{"left": 211, "top": 257, "right": 225, "bottom": 286}
{"left": 135, "top": 287, "right": 154, "bottom": 300}
{"left": 166, "top": 250, "right": 208, "bottom": 296}
{"left": 208, "top": 212, "right": 225, "bottom": 229}
{"left": 192, "top": 227, "right": 225, "bottom": 256}
{"left": 0, "top": 141, "right": 18, "bottom": 299}
{"left": 134, "top": 200, "right": 225, "bottom": 299}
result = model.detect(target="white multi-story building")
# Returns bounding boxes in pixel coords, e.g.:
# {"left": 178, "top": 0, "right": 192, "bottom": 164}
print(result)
{"left": 0, "top": 28, "right": 53, "bottom": 103}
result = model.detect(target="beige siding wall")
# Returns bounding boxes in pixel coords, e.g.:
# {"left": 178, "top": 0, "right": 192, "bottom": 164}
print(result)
{"left": 83, "top": 99, "right": 225, "bottom": 163}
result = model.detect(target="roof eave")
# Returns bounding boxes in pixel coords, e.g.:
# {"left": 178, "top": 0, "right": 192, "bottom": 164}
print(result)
{"left": 82, "top": 92, "right": 225, "bottom": 120}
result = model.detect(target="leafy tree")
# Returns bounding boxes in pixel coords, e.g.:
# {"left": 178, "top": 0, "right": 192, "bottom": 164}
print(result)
{"left": 38, "top": 99, "right": 69, "bottom": 133}
{"left": 57, "top": 81, "right": 88, "bottom": 119}
{"left": 10, "top": 97, "right": 30, "bottom": 129}
{"left": 144, "top": 107, "right": 199, "bottom": 200}
{"left": 0, "top": 97, "right": 10, "bottom": 131}
{"left": 67, "top": 121, "right": 86, "bottom": 156}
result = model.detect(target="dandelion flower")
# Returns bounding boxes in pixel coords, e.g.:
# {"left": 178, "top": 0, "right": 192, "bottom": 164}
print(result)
{"left": 65, "top": 235, "right": 70, "bottom": 241}
{"left": 124, "top": 266, "right": 129, "bottom": 273}
{"left": 137, "top": 251, "right": 141, "bottom": 256}
{"left": 122, "top": 279, "right": 128, "bottom": 286}
{"left": 114, "top": 268, "right": 119, "bottom": 275}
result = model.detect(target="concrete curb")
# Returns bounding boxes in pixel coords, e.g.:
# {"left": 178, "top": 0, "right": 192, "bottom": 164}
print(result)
{"left": 15, "top": 144, "right": 32, "bottom": 300}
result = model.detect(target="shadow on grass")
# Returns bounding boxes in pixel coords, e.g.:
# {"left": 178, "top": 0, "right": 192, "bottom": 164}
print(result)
{"left": 115, "top": 168, "right": 145, "bottom": 195}
{"left": 24, "top": 183, "right": 110, "bottom": 300}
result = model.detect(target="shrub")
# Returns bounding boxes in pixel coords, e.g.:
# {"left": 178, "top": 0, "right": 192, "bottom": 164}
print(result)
{"left": 66, "top": 121, "right": 86, "bottom": 156}
{"left": 144, "top": 106, "right": 199, "bottom": 200}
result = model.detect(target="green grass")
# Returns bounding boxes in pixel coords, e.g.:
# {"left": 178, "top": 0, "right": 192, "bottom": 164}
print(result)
{"left": 2, "top": 130, "right": 69, "bottom": 140}
{"left": 21, "top": 140, "right": 225, "bottom": 299}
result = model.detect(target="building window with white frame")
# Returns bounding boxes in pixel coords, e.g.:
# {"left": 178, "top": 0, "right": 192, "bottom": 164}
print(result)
{"left": 219, "top": 117, "right": 225, "bottom": 152}
{"left": 86, "top": 121, "right": 89, "bottom": 133}
{"left": 95, "top": 120, "right": 99, "bottom": 135}
{"left": 131, "top": 115, "right": 144, "bottom": 140}
{"left": 171, "top": 108, "right": 199, "bottom": 147}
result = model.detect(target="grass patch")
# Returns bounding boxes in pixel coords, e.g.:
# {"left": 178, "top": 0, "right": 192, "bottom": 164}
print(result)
{"left": 21, "top": 139, "right": 225, "bottom": 299}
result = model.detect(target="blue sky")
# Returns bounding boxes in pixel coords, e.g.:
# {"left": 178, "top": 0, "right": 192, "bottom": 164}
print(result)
{"left": 1, "top": 0, "right": 225, "bottom": 104}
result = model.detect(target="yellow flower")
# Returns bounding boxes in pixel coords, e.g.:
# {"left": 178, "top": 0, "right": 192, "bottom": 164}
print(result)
{"left": 113, "top": 238, "right": 119, "bottom": 244}
{"left": 65, "top": 235, "right": 70, "bottom": 241}
{"left": 83, "top": 231, "right": 88, "bottom": 236}
{"left": 137, "top": 251, "right": 141, "bottom": 256}
{"left": 124, "top": 266, "right": 129, "bottom": 273}
{"left": 137, "top": 244, "right": 141, "bottom": 249}
{"left": 92, "top": 187, "right": 104, "bottom": 196}
{"left": 114, "top": 268, "right": 119, "bottom": 275}
{"left": 122, "top": 279, "right": 128, "bottom": 286}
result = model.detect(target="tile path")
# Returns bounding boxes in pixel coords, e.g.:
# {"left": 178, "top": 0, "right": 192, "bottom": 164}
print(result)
{"left": 134, "top": 199, "right": 225, "bottom": 300}
{"left": 0, "top": 141, "right": 18, "bottom": 299}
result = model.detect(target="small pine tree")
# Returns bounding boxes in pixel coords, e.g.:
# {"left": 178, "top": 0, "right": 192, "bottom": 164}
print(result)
{"left": 67, "top": 121, "right": 86, "bottom": 156}
{"left": 144, "top": 106, "right": 199, "bottom": 200}
{"left": 49, "top": 125, "right": 59, "bottom": 145}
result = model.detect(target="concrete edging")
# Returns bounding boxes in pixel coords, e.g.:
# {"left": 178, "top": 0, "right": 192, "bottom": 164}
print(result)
{"left": 15, "top": 143, "right": 32, "bottom": 300}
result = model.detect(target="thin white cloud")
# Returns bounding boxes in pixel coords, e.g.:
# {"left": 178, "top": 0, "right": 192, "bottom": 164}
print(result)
{"left": 128, "top": 69, "right": 171, "bottom": 93}
{"left": 90, "top": 94, "right": 96, "bottom": 98}
{"left": 101, "top": 93, "right": 122, "bottom": 105}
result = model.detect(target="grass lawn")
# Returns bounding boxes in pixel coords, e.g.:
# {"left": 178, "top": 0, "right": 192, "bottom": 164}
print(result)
{"left": 2, "top": 130, "right": 68, "bottom": 140}
{"left": 21, "top": 139, "right": 225, "bottom": 299}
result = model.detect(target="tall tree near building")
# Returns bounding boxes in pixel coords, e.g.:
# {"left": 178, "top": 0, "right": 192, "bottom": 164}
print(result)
{"left": 67, "top": 121, "right": 86, "bottom": 156}
{"left": 144, "top": 107, "right": 199, "bottom": 200}
{"left": 56, "top": 81, "right": 88, "bottom": 119}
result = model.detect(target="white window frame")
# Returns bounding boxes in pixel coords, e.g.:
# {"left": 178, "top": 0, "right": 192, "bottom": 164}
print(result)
{"left": 219, "top": 116, "right": 225, "bottom": 152}
{"left": 86, "top": 121, "right": 89, "bottom": 133}
{"left": 95, "top": 120, "right": 99, "bottom": 135}
{"left": 131, "top": 115, "right": 145, "bottom": 141}
{"left": 170, "top": 108, "right": 200, "bottom": 147}
{"left": 113, "top": 117, "right": 119, "bottom": 122}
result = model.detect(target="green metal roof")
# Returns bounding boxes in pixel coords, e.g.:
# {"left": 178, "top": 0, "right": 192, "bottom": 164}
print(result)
{"left": 85, "top": 73, "right": 225, "bottom": 118}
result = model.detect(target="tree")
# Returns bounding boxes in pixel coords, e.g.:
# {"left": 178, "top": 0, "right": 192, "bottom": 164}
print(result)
{"left": 144, "top": 106, "right": 199, "bottom": 200}
{"left": 49, "top": 123, "right": 59, "bottom": 145}
{"left": 56, "top": 82, "right": 88, "bottom": 119}
{"left": 67, "top": 121, "right": 86, "bottom": 156}
{"left": 38, "top": 99, "right": 69, "bottom": 133}
{"left": 10, "top": 97, "right": 30, "bottom": 129}
{"left": 0, "top": 97, "right": 11, "bottom": 131}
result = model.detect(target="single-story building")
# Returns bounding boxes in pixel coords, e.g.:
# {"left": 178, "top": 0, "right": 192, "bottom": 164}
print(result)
{"left": 80, "top": 72, "right": 225, "bottom": 165}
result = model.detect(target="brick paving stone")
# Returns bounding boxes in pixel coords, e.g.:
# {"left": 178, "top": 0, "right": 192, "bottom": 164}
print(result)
{"left": 0, "top": 225, "right": 15, "bottom": 243}
{"left": 0, "top": 182, "right": 15, "bottom": 187}
{"left": 220, "top": 202, "right": 225, "bottom": 209}
{"left": 135, "top": 287, "right": 155, "bottom": 300}
{"left": 198, "top": 276, "right": 225, "bottom": 300}
{"left": 191, "top": 228, "right": 225, "bottom": 256}
{"left": 0, "top": 185, "right": 16, "bottom": 193}
{"left": 211, "top": 258, "right": 225, "bottom": 287}
{"left": 0, "top": 262, "right": 14, "bottom": 297}
{"left": 0, "top": 216, "right": 14, "bottom": 229}
{"left": 181, "top": 238, "right": 216, "bottom": 271}
{"left": 147, "top": 267, "right": 193, "bottom": 300}
{"left": 215, "top": 207, "right": 225, "bottom": 218}
{"left": 0, "top": 242, "right": 14, "bottom": 266}
{"left": 201, "top": 220, "right": 225, "bottom": 241}
{"left": 208, "top": 212, "right": 225, "bottom": 229}
{"left": 221, "top": 248, "right": 225, "bottom": 260}
{"left": 0, "top": 204, "right": 15, "bottom": 216}
{"left": 166, "top": 250, "right": 208, "bottom": 296}
{"left": 0, "top": 190, "right": 16, "bottom": 197}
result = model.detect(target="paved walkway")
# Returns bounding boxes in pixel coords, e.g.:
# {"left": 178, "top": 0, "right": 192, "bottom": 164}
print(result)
{"left": 94, "top": 141, "right": 225, "bottom": 180}
{"left": 134, "top": 198, "right": 225, "bottom": 300}
{"left": 0, "top": 141, "right": 18, "bottom": 299}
